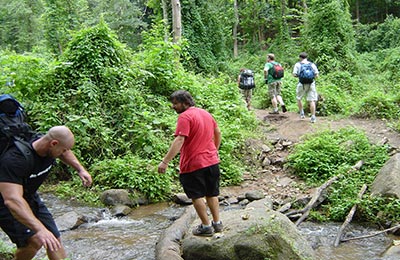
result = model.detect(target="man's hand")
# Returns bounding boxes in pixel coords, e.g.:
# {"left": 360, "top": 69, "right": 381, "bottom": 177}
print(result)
{"left": 78, "top": 169, "right": 92, "bottom": 187}
{"left": 30, "top": 229, "right": 61, "bottom": 252}
{"left": 158, "top": 161, "right": 168, "bottom": 173}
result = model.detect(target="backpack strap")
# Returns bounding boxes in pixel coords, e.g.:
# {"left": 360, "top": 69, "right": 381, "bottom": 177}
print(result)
{"left": 13, "top": 138, "right": 34, "bottom": 172}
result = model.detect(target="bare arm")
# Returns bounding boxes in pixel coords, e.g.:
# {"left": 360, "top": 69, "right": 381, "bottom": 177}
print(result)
{"left": 158, "top": 135, "right": 185, "bottom": 173}
{"left": 0, "top": 182, "right": 61, "bottom": 251}
{"left": 59, "top": 150, "right": 92, "bottom": 187}
{"left": 214, "top": 126, "right": 221, "bottom": 150}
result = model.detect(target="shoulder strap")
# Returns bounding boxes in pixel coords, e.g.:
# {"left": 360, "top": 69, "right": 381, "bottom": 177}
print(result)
{"left": 13, "top": 138, "right": 34, "bottom": 172}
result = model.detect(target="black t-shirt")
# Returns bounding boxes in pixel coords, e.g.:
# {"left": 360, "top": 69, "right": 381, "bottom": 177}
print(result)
{"left": 0, "top": 140, "right": 55, "bottom": 203}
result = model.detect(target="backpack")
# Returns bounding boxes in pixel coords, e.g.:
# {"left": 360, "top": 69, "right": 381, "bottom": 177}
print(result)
{"left": 298, "top": 63, "right": 315, "bottom": 84}
{"left": 239, "top": 70, "right": 256, "bottom": 90}
{"left": 271, "top": 62, "right": 284, "bottom": 79}
{"left": 0, "top": 94, "right": 35, "bottom": 169}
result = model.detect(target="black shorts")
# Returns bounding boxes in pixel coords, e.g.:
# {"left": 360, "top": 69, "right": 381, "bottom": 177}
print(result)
{"left": 179, "top": 164, "right": 220, "bottom": 199}
{"left": 0, "top": 193, "right": 60, "bottom": 248}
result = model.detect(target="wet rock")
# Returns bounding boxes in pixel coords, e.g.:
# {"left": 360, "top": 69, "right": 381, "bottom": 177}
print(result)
{"left": 182, "top": 198, "right": 315, "bottom": 260}
{"left": 111, "top": 204, "right": 132, "bottom": 217}
{"left": 173, "top": 193, "right": 192, "bottom": 205}
{"left": 100, "top": 189, "right": 133, "bottom": 207}
{"left": 245, "top": 190, "right": 265, "bottom": 201}
{"left": 227, "top": 197, "right": 239, "bottom": 204}
{"left": 239, "top": 199, "right": 250, "bottom": 206}
{"left": 55, "top": 211, "right": 85, "bottom": 231}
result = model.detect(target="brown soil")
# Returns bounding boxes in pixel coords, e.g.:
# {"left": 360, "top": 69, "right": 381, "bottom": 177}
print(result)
{"left": 221, "top": 109, "right": 400, "bottom": 205}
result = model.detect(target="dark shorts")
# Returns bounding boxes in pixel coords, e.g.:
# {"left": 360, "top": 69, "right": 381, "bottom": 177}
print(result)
{"left": 179, "top": 164, "right": 220, "bottom": 199}
{"left": 0, "top": 193, "right": 60, "bottom": 248}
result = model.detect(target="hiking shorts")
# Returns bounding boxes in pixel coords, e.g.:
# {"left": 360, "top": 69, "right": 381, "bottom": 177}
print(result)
{"left": 179, "top": 164, "right": 220, "bottom": 199}
{"left": 240, "top": 89, "right": 252, "bottom": 103}
{"left": 268, "top": 81, "right": 282, "bottom": 98}
{"left": 296, "top": 82, "right": 318, "bottom": 102}
{"left": 0, "top": 193, "right": 60, "bottom": 248}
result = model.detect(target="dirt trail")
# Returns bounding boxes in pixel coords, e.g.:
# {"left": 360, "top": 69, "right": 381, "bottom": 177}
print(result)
{"left": 221, "top": 109, "right": 400, "bottom": 204}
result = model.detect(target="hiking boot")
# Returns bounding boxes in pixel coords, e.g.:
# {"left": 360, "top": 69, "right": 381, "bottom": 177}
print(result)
{"left": 281, "top": 105, "right": 287, "bottom": 113}
{"left": 212, "top": 221, "right": 223, "bottom": 233}
{"left": 300, "top": 112, "right": 305, "bottom": 119}
{"left": 192, "top": 224, "right": 213, "bottom": 237}
{"left": 310, "top": 116, "right": 317, "bottom": 123}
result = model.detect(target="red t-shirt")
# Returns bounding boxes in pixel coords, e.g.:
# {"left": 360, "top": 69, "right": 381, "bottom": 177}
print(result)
{"left": 175, "top": 107, "right": 220, "bottom": 173}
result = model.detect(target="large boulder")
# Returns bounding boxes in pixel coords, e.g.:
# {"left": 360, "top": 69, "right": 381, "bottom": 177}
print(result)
{"left": 371, "top": 153, "right": 400, "bottom": 198}
{"left": 182, "top": 198, "right": 315, "bottom": 260}
{"left": 100, "top": 189, "right": 133, "bottom": 206}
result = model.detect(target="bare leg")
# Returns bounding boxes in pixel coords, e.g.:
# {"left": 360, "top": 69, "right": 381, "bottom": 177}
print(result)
{"left": 276, "top": 95, "right": 284, "bottom": 106}
{"left": 192, "top": 197, "right": 210, "bottom": 225}
{"left": 15, "top": 245, "right": 39, "bottom": 260}
{"left": 205, "top": 196, "right": 220, "bottom": 223}
{"left": 309, "top": 101, "right": 316, "bottom": 117}
{"left": 47, "top": 239, "right": 67, "bottom": 260}
{"left": 271, "top": 96, "right": 278, "bottom": 110}
{"left": 297, "top": 99, "right": 303, "bottom": 112}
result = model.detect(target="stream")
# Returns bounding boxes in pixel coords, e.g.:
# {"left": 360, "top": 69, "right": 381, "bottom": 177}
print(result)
{"left": 0, "top": 193, "right": 399, "bottom": 260}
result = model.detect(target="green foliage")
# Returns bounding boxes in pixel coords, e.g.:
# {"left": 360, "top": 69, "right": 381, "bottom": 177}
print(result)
{"left": 359, "top": 196, "right": 400, "bottom": 224}
{"left": 301, "top": 0, "right": 356, "bottom": 73}
{"left": 355, "top": 15, "right": 400, "bottom": 53}
{"left": 180, "top": 0, "right": 232, "bottom": 73}
{"left": 0, "top": 0, "right": 44, "bottom": 52}
{"left": 0, "top": 50, "right": 49, "bottom": 103}
{"left": 92, "top": 156, "right": 173, "bottom": 202}
{"left": 85, "top": 0, "right": 148, "bottom": 49}
{"left": 286, "top": 127, "right": 389, "bottom": 222}
{"left": 354, "top": 92, "right": 400, "bottom": 120}
{"left": 287, "top": 127, "right": 387, "bottom": 185}
{"left": 42, "top": 0, "right": 88, "bottom": 55}
{"left": 0, "top": 240, "right": 14, "bottom": 260}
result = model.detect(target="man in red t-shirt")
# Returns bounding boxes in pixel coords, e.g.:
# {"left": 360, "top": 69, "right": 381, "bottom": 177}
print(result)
{"left": 158, "top": 90, "right": 223, "bottom": 236}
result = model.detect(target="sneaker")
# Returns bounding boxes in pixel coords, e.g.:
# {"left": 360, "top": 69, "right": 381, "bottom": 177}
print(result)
{"left": 281, "top": 105, "right": 287, "bottom": 113}
{"left": 192, "top": 224, "right": 213, "bottom": 237}
{"left": 300, "top": 112, "right": 305, "bottom": 119}
{"left": 310, "top": 116, "right": 316, "bottom": 123}
{"left": 212, "top": 221, "right": 223, "bottom": 233}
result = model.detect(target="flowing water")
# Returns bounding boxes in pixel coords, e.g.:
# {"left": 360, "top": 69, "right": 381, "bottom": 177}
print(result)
{"left": 1, "top": 194, "right": 399, "bottom": 260}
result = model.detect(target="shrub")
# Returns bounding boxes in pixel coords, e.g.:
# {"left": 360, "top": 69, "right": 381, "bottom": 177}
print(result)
{"left": 354, "top": 92, "right": 400, "bottom": 120}
{"left": 286, "top": 127, "right": 389, "bottom": 222}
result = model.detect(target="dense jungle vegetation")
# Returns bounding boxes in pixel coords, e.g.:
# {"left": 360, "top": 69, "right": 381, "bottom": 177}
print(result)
{"left": 1, "top": 0, "right": 400, "bottom": 226}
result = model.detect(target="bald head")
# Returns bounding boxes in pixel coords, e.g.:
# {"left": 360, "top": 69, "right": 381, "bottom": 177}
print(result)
{"left": 45, "top": 126, "right": 75, "bottom": 149}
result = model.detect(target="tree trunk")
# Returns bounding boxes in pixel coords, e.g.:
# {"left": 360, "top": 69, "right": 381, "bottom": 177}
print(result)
{"left": 171, "top": 0, "right": 182, "bottom": 43}
{"left": 355, "top": 0, "right": 360, "bottom": 22}
{"left": 162, "top": 0, "right": 169, "bottom": 41}
{"left": 233, "top": 0, "right": 239, "bottom": 58}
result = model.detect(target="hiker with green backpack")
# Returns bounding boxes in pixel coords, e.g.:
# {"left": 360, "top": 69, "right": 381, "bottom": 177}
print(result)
{"left": 264, "top": 53, "right": 287, "bottom": 114}
{"left": 292, "top": 52, "right": 319, "bottom": 123}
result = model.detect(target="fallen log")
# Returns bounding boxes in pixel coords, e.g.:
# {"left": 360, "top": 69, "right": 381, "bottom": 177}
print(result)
{"left": 334, "top": 184, "right": 367, "bottom": 247}
{"left": 292, "top": 174, "right": 341, "bottom": 226}
{"left": 340, "top": 224, "right": 400, "bottom": 242}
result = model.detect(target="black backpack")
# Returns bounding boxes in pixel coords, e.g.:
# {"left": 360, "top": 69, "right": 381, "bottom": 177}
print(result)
{"left": 239, "top": 70, "right": 256, "bottom": 90}
{"left": 0, "top": 94, "right": 35, "bottom": 169}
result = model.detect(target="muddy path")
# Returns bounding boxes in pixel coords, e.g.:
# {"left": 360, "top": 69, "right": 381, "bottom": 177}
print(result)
{"left": 221, "top": 110, "right": 400, "bottom": 204}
